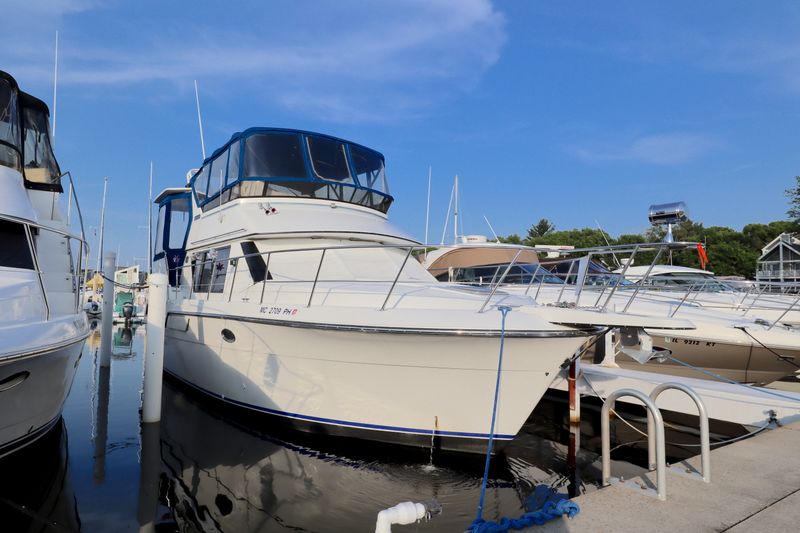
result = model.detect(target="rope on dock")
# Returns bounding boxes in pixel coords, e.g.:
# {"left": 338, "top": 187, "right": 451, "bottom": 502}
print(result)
{"left": 469, "top": 306, "right": 580, "bottom": 532}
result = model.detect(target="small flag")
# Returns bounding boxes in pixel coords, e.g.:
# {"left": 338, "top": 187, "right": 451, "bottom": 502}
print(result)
{"left": 696, "top": 243, "right": 709, "bottom": 269}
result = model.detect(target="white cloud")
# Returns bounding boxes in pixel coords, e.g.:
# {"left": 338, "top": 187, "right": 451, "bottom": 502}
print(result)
{"left": 570, "top": 132, "right": 721, "bottom": 165}
{"left": 1, "top": 0, "right": 507, "bottom": 122}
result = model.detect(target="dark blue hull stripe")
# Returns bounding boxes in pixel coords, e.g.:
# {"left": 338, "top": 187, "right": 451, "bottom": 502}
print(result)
{"left": 165, "top": 370, "right": 516, "bottom": 441}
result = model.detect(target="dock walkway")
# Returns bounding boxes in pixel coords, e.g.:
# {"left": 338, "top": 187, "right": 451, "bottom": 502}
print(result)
{"left": 538, "top": 421, "right": 800, "bottom": 532}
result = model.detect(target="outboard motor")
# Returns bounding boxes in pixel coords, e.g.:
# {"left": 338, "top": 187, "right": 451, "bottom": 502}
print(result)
{"left": 122, "top": 301, "right": 134, "bottom": 325}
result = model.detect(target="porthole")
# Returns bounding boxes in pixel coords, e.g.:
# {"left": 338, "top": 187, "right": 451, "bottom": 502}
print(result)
{"left": 221, "top": 328, "right": 236, "bottom": 343}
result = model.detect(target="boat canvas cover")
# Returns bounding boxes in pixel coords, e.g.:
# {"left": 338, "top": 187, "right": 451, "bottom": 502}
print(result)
{"left": 427, "top": 247, "right": 539, "bottom": 274}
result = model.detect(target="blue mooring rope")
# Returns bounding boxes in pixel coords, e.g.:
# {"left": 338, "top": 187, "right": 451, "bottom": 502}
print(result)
{"left": 468, "top": 306, "right": 580, "bottom": 532}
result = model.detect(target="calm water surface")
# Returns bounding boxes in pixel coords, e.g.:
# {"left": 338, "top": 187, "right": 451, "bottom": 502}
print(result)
{"left": 0, "top": 323, "right": 734, "bottom": 532}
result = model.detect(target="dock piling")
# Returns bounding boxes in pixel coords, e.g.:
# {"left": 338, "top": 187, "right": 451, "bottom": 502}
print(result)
{"left": 143, "top": 273, "right": 167, "bottom": 423}
{"left": 99, "top": 251, "right": 116, "bottom": 366}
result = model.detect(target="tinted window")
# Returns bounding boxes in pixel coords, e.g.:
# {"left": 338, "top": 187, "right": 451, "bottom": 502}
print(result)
{"left": 241, "top": 241, "right": 267, "bottom": 283}
{"left": 210, "top": 247, "right": 230, "bottom": 293}
{"left": 307, "top": 136, "right": 352, "bottom": 183}
{"left": 0, "top": 219, "right": 34, "bottom": 269}
{"left": 244, "top": 133, "right": 307, "bottom": 178}
{"left": 350, "top": 144, "right": 388, "bottom": 193}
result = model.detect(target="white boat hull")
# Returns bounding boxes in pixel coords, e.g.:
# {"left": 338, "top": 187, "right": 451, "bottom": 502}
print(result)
{"left": 164, "top": 311, "right": 589, "bottom": 452}
{"left": 0, "top": 337, "right": 85, "bottom": 457}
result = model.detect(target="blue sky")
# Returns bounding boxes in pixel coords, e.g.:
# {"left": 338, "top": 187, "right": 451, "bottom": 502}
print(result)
{"left": 3, "top": 0, "right": 799, "bottom": 267}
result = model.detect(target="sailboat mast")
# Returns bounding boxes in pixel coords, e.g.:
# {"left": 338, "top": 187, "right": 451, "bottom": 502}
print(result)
{"left": 147, "top": 161, "right": 153, "bottom": 274}
{"left": 424, "top": 166, "right": 431, "bottom": 246}
{"left": 453, "top": 175, "right": 459, "bottom": 244}
{"left": 96, "top": 177, "right": 108, "bottom": 273}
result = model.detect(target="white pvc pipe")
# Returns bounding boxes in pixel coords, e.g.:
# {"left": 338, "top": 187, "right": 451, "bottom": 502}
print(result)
{"left": 100, "top": 252, "right": 116, "bottom": 367}
{"left": 375, "top": 502, "right": 427, "bottom": 533}
{"left": 143, "top": 273, "right": 168, "bottom": 423}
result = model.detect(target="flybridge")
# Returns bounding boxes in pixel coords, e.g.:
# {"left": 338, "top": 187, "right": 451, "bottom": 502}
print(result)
{"left": 0, "top": 71, "right": 62, "bottom": 192}
{"left": 189, "top": 127, "right": 393, "bottom": 214}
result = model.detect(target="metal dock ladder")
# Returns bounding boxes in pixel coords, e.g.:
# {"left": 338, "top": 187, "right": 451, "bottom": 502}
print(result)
{"left": 601, "top": 383, "right": 711, "bottom": 501}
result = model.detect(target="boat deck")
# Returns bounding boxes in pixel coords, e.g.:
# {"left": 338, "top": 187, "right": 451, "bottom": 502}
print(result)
{"left": 537, "top": 419, "right": 800, "bottom": 532}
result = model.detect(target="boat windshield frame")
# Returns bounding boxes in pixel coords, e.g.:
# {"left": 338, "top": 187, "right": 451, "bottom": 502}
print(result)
{"left": 189, "top": 128, "right": 394, "bottom": 214}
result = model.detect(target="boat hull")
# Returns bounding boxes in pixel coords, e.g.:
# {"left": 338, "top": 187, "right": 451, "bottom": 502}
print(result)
{"left": 0, "top": 338, "right": 85, "bottom": 458}
{"left": 164, "top": 312, "right": 588, "bottom": 453}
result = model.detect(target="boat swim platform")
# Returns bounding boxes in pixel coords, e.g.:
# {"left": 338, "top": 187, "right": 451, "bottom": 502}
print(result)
{"left": 536, "top": 420, "right": 800, "bottom": 532}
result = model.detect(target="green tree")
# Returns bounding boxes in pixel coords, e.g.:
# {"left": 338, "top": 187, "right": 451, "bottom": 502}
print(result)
{"left": 786, "top": 176, "right": 800, "bottom": 223}
{"left": 526, "top": 218, "right": 555, "bottom": 241}
{"left": 500, "top": 234, "right": 522, "bottom": 244}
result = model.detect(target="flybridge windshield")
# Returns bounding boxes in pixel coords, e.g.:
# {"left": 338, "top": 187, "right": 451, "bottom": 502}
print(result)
{"left": 0, "top": 75, "right": 21, "bottom": 172}
{"left": 20, "top": 93, "right": 61, "bottom": 191}
{"left": 191, "top": 129, "right": 393, "bottom": 213}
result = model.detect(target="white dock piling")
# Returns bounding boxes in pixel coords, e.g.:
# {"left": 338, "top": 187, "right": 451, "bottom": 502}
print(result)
{"left": 100, "top": 252, "right": 116, "bottom": 367}
{"left": 143, "top": 273, "right": 167, "bottom": 423}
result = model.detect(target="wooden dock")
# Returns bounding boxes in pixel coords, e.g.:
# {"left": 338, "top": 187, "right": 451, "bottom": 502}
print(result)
{"left": 537, "top": 420, "right": 800, "bottom": 532}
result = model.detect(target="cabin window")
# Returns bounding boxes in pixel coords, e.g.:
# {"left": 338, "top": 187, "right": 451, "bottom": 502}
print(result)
{"left": 350, "top": 144, "right": 388, "bottom": 194}
{"left": 226, "top": 141, "right": 241, "bottom": 184}
{"left": 193, "top": 246, "right": 230, "bottom": 293}
{"left": 207, "top": 150, "right": 227, "bottom": 201}
{"left": 0, "top": 219, "right": 34, "bottom": 269}
{"left": 0, "top": 78, "right": 21, "bottom": 172}
{"left": 244, "top": 133, "right": 307, "bottom": 179}
{"left": 194, "top": 166, "right": 210, "bottom": 204}
{"left": 241, "top": 241, "right": 270, "bottom": 283}
{"left": 167, "top": 196, "right": 190, "bottom": 250}
{"left": 154, "top": 205, "right": 166, "bottom": 257}
{"left": 307, "top": 135, "right": 353, "bottom": 183}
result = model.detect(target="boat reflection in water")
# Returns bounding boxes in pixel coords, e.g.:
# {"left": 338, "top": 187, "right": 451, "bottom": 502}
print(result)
{"left": 157, "top": 378, "right": 582, "bottom": 532}
{"left": 0, "top": 418, "right": 81, "bottom": 532}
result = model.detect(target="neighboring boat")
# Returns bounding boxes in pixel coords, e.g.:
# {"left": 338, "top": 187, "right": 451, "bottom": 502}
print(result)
{"left": 622, "top": 264, "right": 800, "bottom": 327}
{"left": 423, "top": 240, "right": 800, "bottom": 385}
{"left": 0, "top": 71, "right": 89, "bottom": 457}
{"left": 153, "top": 128, "right": 691, "bottom": 453}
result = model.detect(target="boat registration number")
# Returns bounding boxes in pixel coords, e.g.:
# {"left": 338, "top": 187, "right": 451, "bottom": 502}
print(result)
{"left": 663, "top": 336, "right": 715, "bottom": 347}
{"left": 259, "top": 306, "right": 298, "bottom": 316}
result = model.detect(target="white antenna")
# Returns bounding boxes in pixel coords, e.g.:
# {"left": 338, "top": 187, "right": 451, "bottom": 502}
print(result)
{"left": 439, "top": 179, "right": 455, "bottom": 245}
{"left": 453, "top": 175, "right": 459, "bottom": 244}
{"left": 424, "top": 166, "right": 431, "bottom": 246}
{"left": 147, "top": 161, "right": 153, "bottom": 274}
{"left": 484, "top": 215, "right": 500, "bottom": 243}
{"left": 52, "top": 31, "right": 59, "bottom": 144}
{"left": 194, "top": 80, "right": 206, "bottom": 160}
{"left": 97, "top": 177, "right": 108, "bottom": 273}
{"left": 595, "top": 219, "right": 621, "bottom": 268}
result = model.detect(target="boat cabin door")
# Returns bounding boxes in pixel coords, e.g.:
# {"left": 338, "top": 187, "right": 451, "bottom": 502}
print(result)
{"left": 153, "top": 190, "right": 191, "bottom": 286}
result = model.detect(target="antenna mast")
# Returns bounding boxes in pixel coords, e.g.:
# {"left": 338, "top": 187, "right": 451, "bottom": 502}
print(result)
{"left": 52, "top": 31, "right": 59, "bottom": 145}
{"left": 484, "top": 215, "right": 500, "bottom": 243}
{"left": 194, "top": 80, "right": 206, "bottom": 160}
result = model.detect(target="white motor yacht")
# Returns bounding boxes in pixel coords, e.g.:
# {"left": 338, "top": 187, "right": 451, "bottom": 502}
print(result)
{"left": 0, "top": 71, "right": 89, "bottom": 457}
{"left": 424, "top": 240, "right": 800, "bottom": 385}
{"left": 622, "top": 264, "right": 800, "bottom": 327}
{"left": 153, "top": 128, "right": 691, "bottom": 452}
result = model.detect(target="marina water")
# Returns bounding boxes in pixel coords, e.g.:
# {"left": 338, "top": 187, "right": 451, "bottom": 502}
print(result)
{"left": 0, "top": 322, "right": 737, "bottom": 532}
